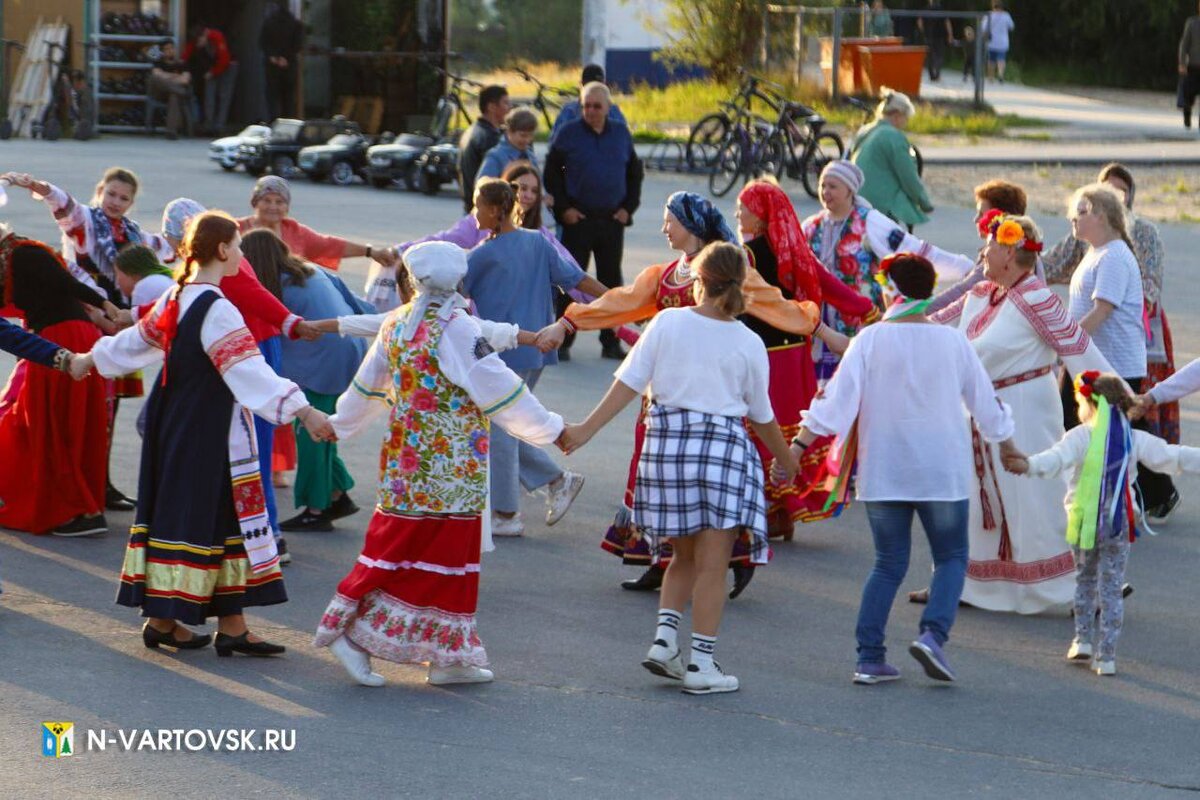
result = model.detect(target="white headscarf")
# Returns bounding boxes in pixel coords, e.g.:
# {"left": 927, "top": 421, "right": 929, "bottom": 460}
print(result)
{"left": 401, "top": 241, "right": 470, "bottom": 341}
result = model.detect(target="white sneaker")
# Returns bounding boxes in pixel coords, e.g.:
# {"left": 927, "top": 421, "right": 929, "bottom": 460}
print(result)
{"left": 1093, "top": 659, "right": 1116, "bottom": 676}
{"left": 491, "top": 512, "right": 524, "bottom": 537}
{"left": 428, "top": 664, "right": 495, "bottom": 685}
{"left": 642, "top": 640, "right": 685, "bottom": 681}
{"left": 545, "top": 471, "right": 585, "bottom": 526}
{"left": 329, "top": 636, "right": 385, "bottom": 687}
{"left": 1066, "top": 639, "right": 1093, "bottom": 662}
{"left": 682, "top": 662, "right": 739, "bottom": 695}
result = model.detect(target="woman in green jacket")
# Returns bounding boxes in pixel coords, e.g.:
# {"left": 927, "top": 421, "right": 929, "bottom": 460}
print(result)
{"left": 851, "top": 89, "right": 933, "bottom": 228}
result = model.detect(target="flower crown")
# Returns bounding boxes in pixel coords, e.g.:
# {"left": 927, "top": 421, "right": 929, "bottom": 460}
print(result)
{"left": 988, "top": 214, "right": 1043, "bottom": 253}
{"left": 1073, "top": 370, "right": 1102, "bottom": 399}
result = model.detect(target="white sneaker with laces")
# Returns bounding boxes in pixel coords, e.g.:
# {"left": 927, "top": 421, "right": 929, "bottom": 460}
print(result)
{"left": 682, "top": 663, "right": 739, "bottom": 695}
{"left": 491, "top": 512, "right": 525, "bottom": 537}
{"left": 1066, "top": 639, "right": 1093, "bottom": 662}
{"left": 428, "top": 664, "right": 495, "bottom": 685}
{"left": 642, "top": 641, "right": 685, "bottom": 680}
{"left": 545, "top": 471, "right": 585, "bottom": 526}
{"left": 329, "top": 636, "right": 385, "bottom": 687}
{"left": 1093, "top": 659, "right": 1116, "bottom": 676}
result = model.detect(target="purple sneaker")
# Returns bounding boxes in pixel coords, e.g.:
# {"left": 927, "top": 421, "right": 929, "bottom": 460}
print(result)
{"left": 853, "top": 662, "right": 901, "bottom": 685}
{"left": 909, "top": 631, "right": 956, "bottom": 682}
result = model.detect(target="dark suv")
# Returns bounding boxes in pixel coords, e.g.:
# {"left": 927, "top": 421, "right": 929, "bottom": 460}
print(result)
{"left": 238, "top": 117, "right": 360, "bottom": 177}
{"left": 299, "top": 130, "right": 395, "bottom": 185}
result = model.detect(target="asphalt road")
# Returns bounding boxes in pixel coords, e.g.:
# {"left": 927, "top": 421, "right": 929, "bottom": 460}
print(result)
{"left": 1, "top": 138, "right": 1198, "bottom": 799}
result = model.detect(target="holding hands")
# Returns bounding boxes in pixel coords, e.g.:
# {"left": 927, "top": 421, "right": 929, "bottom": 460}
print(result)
{"left": 1128, "top": 393, "right": 1155, "bottom": 421}
{"left": 999, "top": 438, "right": 1028, "bottom": 475}
{"left": 299, "top": 407, "right": 337, "bottom": 443}
{"left": 534, "top": 321, "right": 567, "bottom": 354}
{"left": 1, "top": 172, "right": 49, "bottom": 197}
{"left": 556, "top": 422, "right": 593, "bottom": 455}
{"left": 292, "top": 319, "right": 325, "bottom": 342}
{"left": 769, "top": 444, "right": 802, "bottom": 486}
{"left": 68, "top": 353, "right": 95, "bottom": 381}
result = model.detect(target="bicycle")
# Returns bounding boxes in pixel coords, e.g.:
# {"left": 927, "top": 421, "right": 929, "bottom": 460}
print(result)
{"left": 510, "top": 66, "right": 576, "bottom": 132}
{"left": 428, "top": 63, "right": 482, "bottom": 140}
{"left": 707, "top": 103, "right": 777, "bottom": 198}
{"left": 764, "top": 100, "right": 845, "bottom": 198}
{"left": 686, "top": 67, "right": 784, "bottom": 171}
{"left": 844, "top": 96, "right": 924, "bottom": 177}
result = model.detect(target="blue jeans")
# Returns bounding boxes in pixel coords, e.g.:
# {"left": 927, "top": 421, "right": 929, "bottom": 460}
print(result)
{"left": 256, "top": 336, "right": 283, "bottom": 540}
{"left": 489, "top": 368, "right": 562, "bottom": 514}
{"left": 856, "top": 499, "right": 969, "bottom": 664}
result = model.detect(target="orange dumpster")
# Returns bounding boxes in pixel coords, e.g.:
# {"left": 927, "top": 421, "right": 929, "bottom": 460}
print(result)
{"left": 820, "top": 37, "right": 903, "bottom": 95}
{"left": 859, "top": 45, "right": 927, "bottom": 98}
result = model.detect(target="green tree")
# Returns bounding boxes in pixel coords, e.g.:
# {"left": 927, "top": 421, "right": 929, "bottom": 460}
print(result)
{"left": 656, "top": 0, "right": 767, "bottom": 81}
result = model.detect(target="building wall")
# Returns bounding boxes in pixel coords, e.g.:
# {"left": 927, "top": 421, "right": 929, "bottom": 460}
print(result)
{"left": 3, "top": 0, "right": 88, "bottom": 67}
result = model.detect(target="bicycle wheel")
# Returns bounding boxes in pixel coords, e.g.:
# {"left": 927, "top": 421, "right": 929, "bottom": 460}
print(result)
{"left": 686, "top": 113, "right": 729, "bottom": 171}
{"left": 708, "top": 137, "right": 744, "bottom": 198}
{"left": 800, "top": 131, "right": 845, "bottom": 199}
{"left": 761, "top": 133, "right": 787, "bottom": 181}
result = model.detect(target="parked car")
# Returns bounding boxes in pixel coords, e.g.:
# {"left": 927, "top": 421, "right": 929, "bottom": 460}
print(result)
{"left": 238, "top": 117, "right": 360, "bottom": 177}
{"left": 364, "top": 133, "right": 437, "bottom": 190}
{"left": 209, "top": 124, "right": 270, "bottom": 171}
{"left": 298, "top": 130, "right": 394, "bottom": 185}
{"left": 413, "top": 141, "right": 459, "bottom": 196}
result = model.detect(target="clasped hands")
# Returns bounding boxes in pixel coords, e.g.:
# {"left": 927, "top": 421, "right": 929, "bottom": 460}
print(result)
{"left": 532, "top": 320, "right": 567, "bottom": 354}
{"left": 299, "top": 407, "right": 337, "bottom": 443}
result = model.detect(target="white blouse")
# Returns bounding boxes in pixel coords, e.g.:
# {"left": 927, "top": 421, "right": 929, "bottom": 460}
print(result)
{"left": 803, "top": 322, "right": 1014, "bottom": 501}
{"left": 615, "top": 307, "right": 774, "bottom": 423}
{"left": 91, "top": 284, "right": 308, "bottom": 425}
{"left": 330, "top": 309, "right": 563, "bottom": 445}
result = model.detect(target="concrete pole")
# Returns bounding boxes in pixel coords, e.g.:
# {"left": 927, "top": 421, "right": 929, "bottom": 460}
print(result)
{"left": 831, "top": 6, "right": 843, "bottom": 101}
{"left": 793, "top": 9, "right": 802, "bottom": 83}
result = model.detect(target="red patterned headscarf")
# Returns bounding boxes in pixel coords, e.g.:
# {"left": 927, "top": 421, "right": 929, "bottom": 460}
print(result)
{"left": 738, "top": 182, "right": 822, "bottom": 306}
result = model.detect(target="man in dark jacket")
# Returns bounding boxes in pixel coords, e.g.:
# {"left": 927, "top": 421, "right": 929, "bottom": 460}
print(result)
{"left": 544, "top": 82, "right": 643, "bottom": 359}
{"left": 260, "top": 1, "right": 305, "bottom": 120}
{"left": 457, "top": 85, "right": 510, "bottom": 212}
{"left": 1179, "top": 1, "right": 1200, "bottom": 129}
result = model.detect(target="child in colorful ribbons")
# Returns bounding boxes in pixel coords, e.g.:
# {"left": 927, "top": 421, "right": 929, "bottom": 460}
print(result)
{"left": 1003, "top": 372, "right": 1200, "bottom": 676}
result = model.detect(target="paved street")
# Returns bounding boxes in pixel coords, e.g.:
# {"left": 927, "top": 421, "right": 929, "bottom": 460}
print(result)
{"left": 1, "top": 138, "right": 1199, "bottom": 798}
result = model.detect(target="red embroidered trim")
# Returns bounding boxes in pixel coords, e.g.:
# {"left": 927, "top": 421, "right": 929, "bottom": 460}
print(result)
{"left": 137, "top": 311, "right": 168, "bottom": 350}
{"left": 1008, "top": 285, "right": 1090, "bottom": 357}
{"left": 966, "top": 551, "right": 1075, "bottom": 584}
{"left": 207, "top": 327, "right": 259, "bottom": 374}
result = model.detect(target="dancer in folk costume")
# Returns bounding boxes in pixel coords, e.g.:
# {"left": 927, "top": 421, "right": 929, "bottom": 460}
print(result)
{"left": 6, "top": 168, "right": 175, "bottom": 511}
{"left": 539, "top": 192, "right": 822, "bottom": 596}
{"left": 74, "top": 212, "right": 332, "bottom": 655}
{"left": 928, "top": 215, "right": 1114, "bottom": 614}
{"left": 1004, "top": 373, "right": 1200, "bottom": 676}
{"left": 560, "top": 242, "right": 800, "bottom": 695}
{"left": 0, "top": 225, "right": 112, "bottom": 536}
{"left": 314, "top": 242, "right": 564, "bottom": 687}
{"left": 736, "top": 180, "right": 874, "bottom": 539}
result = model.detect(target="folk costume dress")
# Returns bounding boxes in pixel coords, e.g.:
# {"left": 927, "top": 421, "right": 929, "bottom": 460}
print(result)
{"left": 932, "top": 274, "right": 1113, "bottom": 614}
{"left": 91, "top": 284, "right": 306, "bottom": 623}
{"left": 0, "top": 235, "right": 109, "bottom": 533}
{"left": 561, "top": 255, "right": 819, "bottom": 564}
{"left": 314, "top": 301, "right": 563, "bottom": 668}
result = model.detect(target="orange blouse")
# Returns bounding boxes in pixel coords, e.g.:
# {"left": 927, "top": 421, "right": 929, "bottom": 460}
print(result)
{"left": 237, "top": 216, "right": 346, "bottom": 270}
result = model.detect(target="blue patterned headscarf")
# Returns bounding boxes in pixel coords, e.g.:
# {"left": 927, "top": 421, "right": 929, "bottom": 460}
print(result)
{"left": 665, "top": 191, "right": 736, "bottom": 244}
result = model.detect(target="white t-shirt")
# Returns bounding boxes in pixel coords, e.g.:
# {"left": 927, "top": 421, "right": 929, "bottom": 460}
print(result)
{"left": 615, "top": 307, "right": 774, "bottom": 423}
{"left": 985, "top": 11, "right": 1015, "bottom": 51}
{"left": 1066, "top": 240, "right": 1146, "bottom": 379}
{"left": 130, "top": 273, "right": 174, "bottom": 309}
{"left": 802, "top": 322, "right": 1014, "bottom": 502}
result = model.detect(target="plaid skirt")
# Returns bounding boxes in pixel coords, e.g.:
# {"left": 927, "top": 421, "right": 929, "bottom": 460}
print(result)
{"left": 633, "top": 405, "right": 769, "bottom": 565}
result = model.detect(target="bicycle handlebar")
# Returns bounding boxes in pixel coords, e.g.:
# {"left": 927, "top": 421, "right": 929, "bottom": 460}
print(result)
{"left": 430, "top": 63, "right": 484, "bottom": 89}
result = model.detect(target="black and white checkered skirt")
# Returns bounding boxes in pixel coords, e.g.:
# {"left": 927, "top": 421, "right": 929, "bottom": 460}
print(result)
{"left": 633, "top": 404, "right": 769, "bottom": 565}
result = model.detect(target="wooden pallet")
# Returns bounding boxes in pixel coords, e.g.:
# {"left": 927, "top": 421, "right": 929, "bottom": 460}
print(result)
{"left": 7, "top": 17, "right": 70, "bottom": 139}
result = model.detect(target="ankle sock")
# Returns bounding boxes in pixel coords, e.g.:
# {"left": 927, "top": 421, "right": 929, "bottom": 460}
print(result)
{"left": 654, "top": 609, "right": 681, "bottom": 649}
{"left": 690, "top": 633, "right": 717, "bottom": 671}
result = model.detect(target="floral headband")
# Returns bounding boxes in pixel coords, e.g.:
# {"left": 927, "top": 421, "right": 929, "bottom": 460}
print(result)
{"left": 976, "top": 208, "right": 1004, "bottom": 238}
{"left": 988, "top": 214, "right": 1043, "bottom": 253}
{"left": 1073, "top": 370, "right": 1102, "bottom": 399}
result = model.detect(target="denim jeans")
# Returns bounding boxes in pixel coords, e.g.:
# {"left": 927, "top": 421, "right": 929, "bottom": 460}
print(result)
{"left": 489, "top": 368, "right": 562, "bottom": 513}
{"left": 856, "top": 499, "right": 969, "bottom": 664}
{"left": 255, "top": 336, "right": 283, "bottom": 540}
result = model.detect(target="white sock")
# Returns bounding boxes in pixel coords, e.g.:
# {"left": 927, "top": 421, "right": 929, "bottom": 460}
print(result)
{"left": 691, "top": 633, "right": 717, "bottom": 671}
{"left": 654, "top": 609, "right": 681, "bottom": 650}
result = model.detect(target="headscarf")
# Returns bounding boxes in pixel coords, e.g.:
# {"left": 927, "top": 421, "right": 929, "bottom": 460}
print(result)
{"left": 665, "top": 191, "right": 736, "bottom": 245}
{"left": 161, "top": 197, "right": 206, "bottom": 241}
{"left": 401, "top": 241, "right": 470, "bottom": 341}
{"left": 737, "top": 182, "right": 823, "bottom": 305}
{"left": 250, "top": 175, "right": 291, "bottom": 207}
{"left": 115, "top": 244, "right": 174, "bottom": 278}
{"left": 819, "top": 160, "right": 864, "bottom": 196}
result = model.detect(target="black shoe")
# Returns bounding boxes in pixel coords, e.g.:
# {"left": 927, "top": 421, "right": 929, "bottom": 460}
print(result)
{"left": 277, "top": 537, "right": 292, "bottom": 565}
{"left": 214, "top": 631, "right": 286, "bottom": 657}
{"left": 105, "top": 484, "right": 136, "bottom": 511}
{"left": 280, "top": 509, "right": 333, "bottom": 532}
{"left": 601, "top": 342, "right": 628, "bottom": 360}
{"left": 143, "top": 622, "right": 212, "bottom": 650}
{"left": 326, "top": 494, "right": 360, "bottom": 521}
{"left": 1122, "top": 582, "right": 1134, "bottom": 599}
{"left": 621, "top": 566, "right": 664, "bottom": 591}
{"left": 1148, "top": 489, "right": 1180, "bottom": 522}
{"left": 52, "top": 514, "right": 108, "bottom": 537}
{"left": 729, "top": 564, "right": 755, "bottom": 599}
{"left": 557, "top": 346, "right": 571, "bottom": 362}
